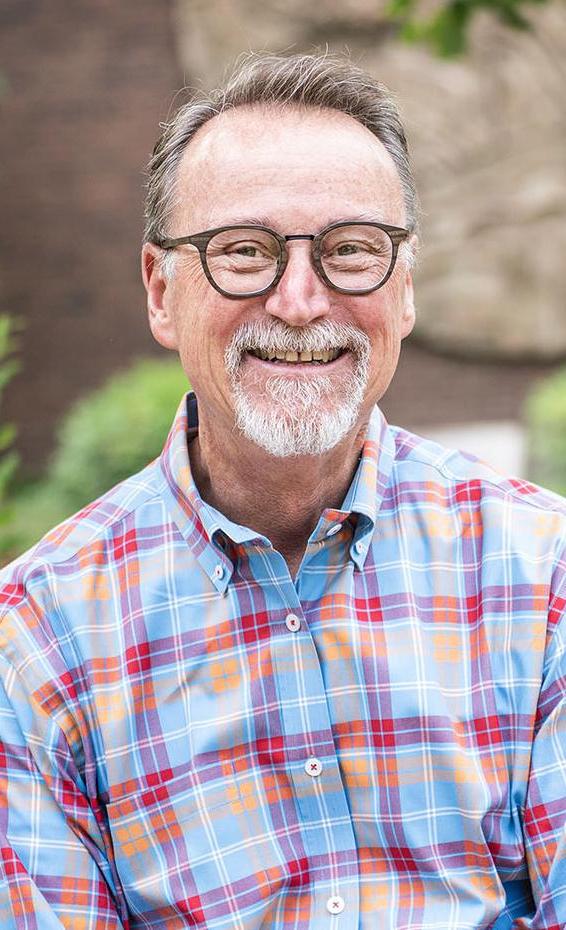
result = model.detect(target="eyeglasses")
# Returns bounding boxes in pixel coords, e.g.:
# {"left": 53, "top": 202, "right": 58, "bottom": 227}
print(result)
{"left": 156, "top": 221, "right": 410, "bottom": 299}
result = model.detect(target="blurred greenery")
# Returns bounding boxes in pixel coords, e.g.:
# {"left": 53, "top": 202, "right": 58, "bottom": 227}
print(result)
{"left": 0, "top": 316, "right": 20, "bottom": 515}
{"left": 1, "top": 358, "right": 189, "bottom": 563}
{"left": 387, "top": 0, "right": 549, "bottom": 56}
{"left": 525, "top": 367, "right": 566, "bottom": 497}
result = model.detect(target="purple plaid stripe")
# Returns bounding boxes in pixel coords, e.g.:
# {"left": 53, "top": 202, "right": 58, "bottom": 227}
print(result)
{"left": 0, "top": 393, "right": 564, "bottom": 929}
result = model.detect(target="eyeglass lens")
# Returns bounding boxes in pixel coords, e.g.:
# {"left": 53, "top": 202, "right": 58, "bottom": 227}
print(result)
{"left": 205, "top": 225, "right": 394, "bottom": 294}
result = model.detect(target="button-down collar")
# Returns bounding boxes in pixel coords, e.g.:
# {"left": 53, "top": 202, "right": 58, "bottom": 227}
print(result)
{"left": 157, "top": 392, "right": 396, "bottom": 585}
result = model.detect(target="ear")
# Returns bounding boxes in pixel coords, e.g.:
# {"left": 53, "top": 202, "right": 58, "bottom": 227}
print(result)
{"left": 141, "top": 242, "right": 179, "bottom": 351}
{"left": 400, "top": 235, "right": 417, "bottom": 339}
{"left": 400, "top": 272, "right": 416, "bottom": 339}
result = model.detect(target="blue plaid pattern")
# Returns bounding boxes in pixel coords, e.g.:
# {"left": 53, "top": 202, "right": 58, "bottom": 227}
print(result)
{"left": 0, "top": 392, "right": 565, "bottom": 929}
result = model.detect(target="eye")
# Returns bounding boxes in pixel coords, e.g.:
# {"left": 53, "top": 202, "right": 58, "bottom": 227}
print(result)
{"left": 228, "top": 243, "right": 261, "bottom": 257}
{"left": 224, "top": 240, "right": 277, "bottom": 261}
{"left": 335, "top": 242, "right": 364, "bottom": 256}
{"left": 323, "top": 239, "right": 374, "bottom": 260}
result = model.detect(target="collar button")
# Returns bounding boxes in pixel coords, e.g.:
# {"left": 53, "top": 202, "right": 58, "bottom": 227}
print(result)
{"left": 326, "top": 523, "right": 342, "bottom": 538}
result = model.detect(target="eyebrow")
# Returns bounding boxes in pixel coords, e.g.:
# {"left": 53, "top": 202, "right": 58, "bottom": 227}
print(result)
{"left": 216, "top": 215, "right": 273, "bottom": 227}
{"left": 211, "top": 211, "right": 391, "bottom": 230}
{"left": 354, "top": 210, "right": 390, "bottom": 224}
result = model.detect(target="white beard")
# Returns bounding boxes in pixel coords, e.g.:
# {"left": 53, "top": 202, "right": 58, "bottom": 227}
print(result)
{"left": 224, "top": 320, "right": 370, "bottom": 457}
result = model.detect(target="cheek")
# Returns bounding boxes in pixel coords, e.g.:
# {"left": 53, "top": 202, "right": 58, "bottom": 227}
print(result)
{"left": 368, "top": 329, "right": 400, "bottom": 383}
{"left": 174, "top": 256, "right": 212, "bottom": 310}
{"left": 174, "top": 304, "right": 239, "bottom": 394}
{"left": 361, "top": 300, "right": 407, "bottom": 385}
{"left": 170, "top": 267, "right": 217, "bottom": 359}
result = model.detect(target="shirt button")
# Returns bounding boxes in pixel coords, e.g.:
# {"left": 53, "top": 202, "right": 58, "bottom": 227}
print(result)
{"left": 285, "top": 613, "right": 301, "bottom": 632}
{"left": 326, "top": 523, "right": 342, "bottom": 537}
{"left": 326, "top": 895, "right": 345, "bottom": 915}
{"left": 305, "top": 757, "right": 322, "bottom": 777}
{"left": 213, "top": 564, "right": 224, "bottom": 580}
{"left": 354, "top": 540, "right": 365, "bottom": 554}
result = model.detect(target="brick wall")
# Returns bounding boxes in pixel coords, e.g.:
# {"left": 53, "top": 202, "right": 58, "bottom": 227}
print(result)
{"left": 0, "top": 0, "right": 181, "bottom": 475}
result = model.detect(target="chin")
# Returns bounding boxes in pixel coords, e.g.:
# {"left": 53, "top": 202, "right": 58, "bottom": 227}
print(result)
{"left": 233, "top": 391, "right": 361, "bottom": 458}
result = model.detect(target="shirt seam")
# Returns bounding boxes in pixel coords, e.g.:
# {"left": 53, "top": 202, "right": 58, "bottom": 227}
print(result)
{"left": 0, "top": 488, "right": 165, "bottom": 625}
{"left": 396, "top": 445, "right": 566, "bottom": 520}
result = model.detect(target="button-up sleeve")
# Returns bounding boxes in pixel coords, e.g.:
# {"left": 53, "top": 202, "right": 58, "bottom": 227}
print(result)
{"left": 522, "top": 544, "right": 566, "bottom": 929}
{"left": 0, "top": 637, "right": 126, "bottom": 929}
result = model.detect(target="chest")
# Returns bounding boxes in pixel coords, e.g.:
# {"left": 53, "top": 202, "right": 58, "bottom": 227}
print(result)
{"left": 95, "top": 554, "right": 544, "bottom": 928}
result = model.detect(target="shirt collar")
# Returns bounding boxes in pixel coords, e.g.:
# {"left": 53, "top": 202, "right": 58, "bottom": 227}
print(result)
{"left": 321, "top": 402, "right": 395, "bottom": 569}
{"left": 157, "top": 392, "right": 396, "bottom": 585}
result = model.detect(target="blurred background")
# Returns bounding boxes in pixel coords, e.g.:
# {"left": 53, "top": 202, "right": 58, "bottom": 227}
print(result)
{"left": 1, "top": 0, "right": 565, "bottom": 562}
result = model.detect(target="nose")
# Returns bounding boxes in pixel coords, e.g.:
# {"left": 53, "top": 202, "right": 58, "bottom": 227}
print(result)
{"left": 264, "top": 240, "right": 331, "bottom": 326}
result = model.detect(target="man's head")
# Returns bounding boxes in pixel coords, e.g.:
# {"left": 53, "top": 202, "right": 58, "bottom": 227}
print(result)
{"left": 142, "top": 52, "right": 418, "bottom": 457}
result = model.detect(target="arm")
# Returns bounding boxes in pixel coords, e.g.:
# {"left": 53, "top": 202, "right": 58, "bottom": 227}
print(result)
{"left": 0, "top": 653, "right": 127, "bottom": 929}
{"left": 520, "top": 547, "right": 566, "bottom": 929}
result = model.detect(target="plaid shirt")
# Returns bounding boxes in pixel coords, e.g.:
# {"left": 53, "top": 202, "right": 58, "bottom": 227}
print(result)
{"left": 0, "top": 392, "right": 565, "bottom": 930}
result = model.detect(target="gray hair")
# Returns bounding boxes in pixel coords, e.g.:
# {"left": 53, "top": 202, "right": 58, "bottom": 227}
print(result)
{"left": 144, "top": 51, "right": 419, "bottom": 251}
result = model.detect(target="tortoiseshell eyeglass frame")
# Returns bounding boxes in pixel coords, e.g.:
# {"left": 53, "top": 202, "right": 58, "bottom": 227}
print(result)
{"left": 155, "top": 220, "right": 411, "bottom": 299}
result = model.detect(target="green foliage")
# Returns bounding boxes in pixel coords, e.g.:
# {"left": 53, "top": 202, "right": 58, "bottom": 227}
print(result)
{"left": 0, "top": 315, "right": 20, "bottom": 509}
{"left": 48, "top": 358, "right": 189, "bottom": 507}
{"left": 1, "top": 484, "right": 71, "bottom": 562}
{"left": 525, "top": 367, "right": 566, "bottom": 498}
{"left": 1, "top": 358, "right": 189, "bottom": 561}
{"left": 386, "top": 0, "right": 549, "bottom": 56}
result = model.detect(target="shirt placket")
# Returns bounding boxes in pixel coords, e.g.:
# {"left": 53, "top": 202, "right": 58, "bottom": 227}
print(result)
{"left": 254, "top": 540, "right": 360, "bottom": 928}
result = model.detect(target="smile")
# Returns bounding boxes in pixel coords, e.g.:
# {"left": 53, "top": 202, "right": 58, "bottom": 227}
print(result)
{"left": 246, "top": 348, "right": 344, "bottom": 364}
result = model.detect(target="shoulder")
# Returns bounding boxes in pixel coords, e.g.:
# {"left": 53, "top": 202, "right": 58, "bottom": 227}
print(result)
{"left": 384, "top": 424, "right": 566, "bottom": 573}
{"left": 388, "top": 422, "right": 566, "bottom": 518}
{"left": 0, "top": 458, "right": 166, "bottom": 624}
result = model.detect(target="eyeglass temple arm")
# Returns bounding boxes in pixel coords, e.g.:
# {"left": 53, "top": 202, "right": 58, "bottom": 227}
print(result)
{"left": 156, "top": 234, "right": 210, "bottom": 250}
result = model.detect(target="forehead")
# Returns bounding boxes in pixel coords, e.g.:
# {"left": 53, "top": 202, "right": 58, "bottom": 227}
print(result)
{"left": 174, "top": 105, "right": 405, "bottom": 230}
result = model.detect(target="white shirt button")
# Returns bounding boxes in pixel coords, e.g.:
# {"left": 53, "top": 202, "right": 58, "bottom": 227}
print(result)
{"left": 354, "top": 540, "right": 365, "bottom": 554}
{"left": 326, "top": 523, "right": 342, "bottom": 537}
{"left": 213, "top": 564, "right": 224, "bottom": 580}
{"left": 285, "top": 613, "right": 301, "bottom": 632}
{"left": 305, "top": 757, "right": 322, "bottom": 777}
{"left": 326, "top": 895, "right": 345, "bottom": 915}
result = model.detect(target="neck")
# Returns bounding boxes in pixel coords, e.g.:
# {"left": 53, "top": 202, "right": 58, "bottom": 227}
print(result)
{"left": 188, "top": 414, "right": 368, "bottom": 572}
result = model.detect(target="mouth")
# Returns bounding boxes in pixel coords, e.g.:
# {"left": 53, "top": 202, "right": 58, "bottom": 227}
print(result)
{"left": 246, "top": 347, "right": 345, "bottom": 365}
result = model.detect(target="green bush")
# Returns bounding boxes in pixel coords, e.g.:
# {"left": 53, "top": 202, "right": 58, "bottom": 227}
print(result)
{"left": 0, "top": 315, "right": 20, "bottom": 507}
{"left": 1, "top": 358, "right": 189, "bottom": 561}
{"left": 525, "top": 366, "right": 566, "bottom": 497}
{"left": 49, "top": 358, "right": 189, "bottom": 507}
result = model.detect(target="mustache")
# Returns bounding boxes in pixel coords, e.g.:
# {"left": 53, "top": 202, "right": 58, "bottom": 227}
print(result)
{"left": 224, "top": 319, "right": 370, "bottom": 372}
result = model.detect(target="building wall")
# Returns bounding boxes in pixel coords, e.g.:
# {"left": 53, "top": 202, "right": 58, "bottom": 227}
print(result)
{"left": 1, "top": 0, "right": 564, "bottom": 476}
{"left": 0, "top": 0, "right": 181, "bottom": 475}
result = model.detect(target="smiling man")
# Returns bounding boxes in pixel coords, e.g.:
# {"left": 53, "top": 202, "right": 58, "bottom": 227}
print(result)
{"left": 0, "top": 53, "right": 565, "bottom": 930}
{"left": 142, "top": 101, "right": 415, "bottom": 576}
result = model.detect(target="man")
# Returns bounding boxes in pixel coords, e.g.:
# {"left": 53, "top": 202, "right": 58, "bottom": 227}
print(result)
{"left": 0, "top": 52, "right": 564, "bottom": 930}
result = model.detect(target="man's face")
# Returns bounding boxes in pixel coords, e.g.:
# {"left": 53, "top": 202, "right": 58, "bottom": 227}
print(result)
{"left": 143, "top": 105, "right": 416, "bottom": 456}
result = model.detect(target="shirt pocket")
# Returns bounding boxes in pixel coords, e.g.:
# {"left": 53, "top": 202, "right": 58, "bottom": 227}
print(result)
{"left": 106, "top": 766, "right": 284, "bottom": 926}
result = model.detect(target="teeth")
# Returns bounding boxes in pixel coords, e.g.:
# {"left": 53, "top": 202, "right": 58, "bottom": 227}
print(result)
{"left": 249, "top": 348, "right": 342, "bottom": 363}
